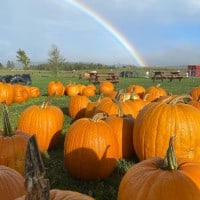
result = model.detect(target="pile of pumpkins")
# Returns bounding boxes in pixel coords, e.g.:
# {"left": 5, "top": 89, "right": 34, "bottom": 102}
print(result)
{"left": 0, "top": 82, "right": 40, "bottom": 105}
{"left": 2, "top": 79, "right": 200, "bottom": 199}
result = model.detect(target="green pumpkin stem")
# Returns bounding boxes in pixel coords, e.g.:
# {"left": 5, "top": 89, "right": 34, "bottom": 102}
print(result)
{"left": 1, "top": 101, "right": 13, "bottom": 136}
{"left": 163, "top": 135, "right": 178, "bottom": 170}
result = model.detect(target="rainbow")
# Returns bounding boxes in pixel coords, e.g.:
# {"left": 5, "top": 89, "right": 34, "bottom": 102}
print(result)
{"left": 66, "top": 0, "right": 146, "bottom": 66}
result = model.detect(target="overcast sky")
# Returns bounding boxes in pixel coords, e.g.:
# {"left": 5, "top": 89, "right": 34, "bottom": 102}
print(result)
{"left": 1, "top": 0, "right": 200, "bottom": 66}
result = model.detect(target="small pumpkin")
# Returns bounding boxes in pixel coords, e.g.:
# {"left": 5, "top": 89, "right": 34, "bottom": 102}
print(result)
{"left": 118, "top": 136, "right": 200, "bottom": 200}
{"left": 0, "top": 82, "right": 14, "bottom": 105}
{"left": 47, "top": 81, "right": 65, "bottom": 96}
{"left": 99, "top": 81, "right": 115, "bottom": 95}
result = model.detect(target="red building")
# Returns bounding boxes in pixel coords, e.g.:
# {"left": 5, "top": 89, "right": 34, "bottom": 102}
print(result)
{"left": 187, "top": 65, "right": 200, "bottom": 77}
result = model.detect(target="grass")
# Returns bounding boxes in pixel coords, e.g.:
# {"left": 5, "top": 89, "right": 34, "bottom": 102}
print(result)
{"left": 2, "top": 69, "right": 200, "bottom": 200}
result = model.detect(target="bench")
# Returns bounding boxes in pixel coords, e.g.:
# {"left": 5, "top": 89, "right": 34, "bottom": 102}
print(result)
{"left": 88, "top": 72, "right": 119, "bottom": 84}
{"left": 152, "top": 71, "right": 183, "bottom": 82}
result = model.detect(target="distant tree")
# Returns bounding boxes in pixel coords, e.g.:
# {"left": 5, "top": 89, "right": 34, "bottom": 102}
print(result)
{"left": 6, "top": 60, "right": 15, "bottom": 69}
{"left": 0, "top": 62, "right": 4, "bottom": 69}
{"left": 48, "top": 44, "right": 66, "bottom": 76}
{"left": 16, "top": 49, "right": 30, "bottom": 70}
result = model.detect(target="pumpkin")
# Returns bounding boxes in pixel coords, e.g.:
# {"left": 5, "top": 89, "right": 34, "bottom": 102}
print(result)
{"left": 13, "top": 84, "right": 29, "bottom": 103}
{"left": 118, "top": 136, "right": 200, "bottom": 200}
{"left": 0, "top": 82, "right": 14, "bottom": 105}
{"left": 105, "top": 103, "right": 135, "bottom": 159}
{"left": 29, "top": 86, "right": 40, "bottom": 98}
{"left": 0, "top": 102, "right": 29, "bottom": 175}
{"left": 0, "top": 165, "right": 25, "bottom": 200}
{"left": 99, "top": 81, "right": 114, "bottom": 95}
{"left": 64, "top": 113, "right": 119, "bottom": 180}
{"left": 47, "top": 81, "right": 65, "bottom": 96}
{"left": 65, "top": 83, "right": 79, "bottom": 97}
{"left": 189, "top": 86, "right": 200, "bottom": 101}
{"left": 143, "top": 84, "right": 167, "bottom": 102}
{"left": 17, "top": 98, "right": 64, "bottom": 151}
{"left": 82, "top": 85, "right": 96, "bottom": 97}
{"left": 68, "top": 95, "right": 90, "bottom": 119}
{"left": 133, "top": 95, "right": 200, "bottom": 162}
{"left": 126, "top": 84, "right": 145, "bottom": 98}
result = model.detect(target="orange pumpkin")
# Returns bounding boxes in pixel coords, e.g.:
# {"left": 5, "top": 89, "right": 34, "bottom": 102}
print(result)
{"left": 17, "top": 99, "right": 64, "bottom": 151}
{"left": 0, "top": 165, "right": 25, "bottom": 200}
{"left": 144, "top": 84, "right": 167, "bottom": 102}
{"left": 126, "top": 84, "right": 145, "bottom": 98}
{"left": 64, "top": 113, "right": 119, "bottom": 180}
{"left": 29, "top": 86, "right": 40, "bottom": 98}
{"left": 105, "top": 105, "right": 135, "bottom": 159}
{"left": 133, "top": 95, "right": 200, "bottom": 162}
{"left": 189, "top": 86, "right": 200, "bottom": 101}
{"left": 47, "top": 81, "right": 65, "bottom": 96}
{"left": 99, "top": 81, "right": 114, "bottom": 95}
{"left": 68, "top": 95, "right": 90, "bottom": 119}
{"left": 13, "top": 84, "right": 29, "bottom": 103}
{"left": 0, "top": 82, "right": 14, "bottom": 105}
{"left": 65, "top": 83, "right": 79, "bottom": 97}
{"left": 118, "top": 137, "right": 200, "bottom": 200}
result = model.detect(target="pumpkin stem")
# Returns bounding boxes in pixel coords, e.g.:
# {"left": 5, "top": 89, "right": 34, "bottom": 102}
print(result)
{"left": 1, "top": 101, "right": 13, "bottom": 136}
{"left": 24, "top": 135, "right": 50, "bottom": 199}
{"left": 164, "top": 95, "right": 192, "bottom": 104}
{"left": 91, "top": 112, "right": 108, "bottom": 122}
{"left": 112, "top": 98, "right": 124, "bottom": 117}
{"left": 41, "top": 96, "right": 52, "bottom": 109}
{"left": 163, "top": 135, "right": 178, "bottom": 170}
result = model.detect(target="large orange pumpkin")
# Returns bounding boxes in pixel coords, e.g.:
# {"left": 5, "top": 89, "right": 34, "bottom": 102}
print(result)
{"left": 99, "top": 81, "right": 114, "bottom": 95}
{"left": 17, "top": 99, "right": 64, "bottom": 151}
{"left": 0, "top": 165, "right": 25, "bottom": 200}
{"left": 64, "top": 113, "right": 119, "bottom": 180}
{"left": 118, "top": 136, "right": 200, "bottom": 200}
{"left": 133, "top": 95, "right": 200, "bottom": 161}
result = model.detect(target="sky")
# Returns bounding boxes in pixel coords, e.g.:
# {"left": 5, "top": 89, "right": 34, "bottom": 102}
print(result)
{"left": 1, "top": 0, "right": 200, "bottom": 67}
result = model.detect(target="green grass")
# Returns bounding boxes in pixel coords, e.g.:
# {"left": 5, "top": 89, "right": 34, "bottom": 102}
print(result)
{"left": 2, "top": 70, "right": 200, "bottom": 200}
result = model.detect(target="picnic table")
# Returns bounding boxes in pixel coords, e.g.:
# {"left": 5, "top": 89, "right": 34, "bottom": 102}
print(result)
{"left": 152, "top": 71, "right": 183, "bottom": 82}
{"left": 88, "top": 72, "right": 119, "bottom": 84}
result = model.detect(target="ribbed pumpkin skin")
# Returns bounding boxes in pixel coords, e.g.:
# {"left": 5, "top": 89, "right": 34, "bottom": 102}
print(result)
{"left": 99, "top": 81, "right": 114, "bottom": 95}
{"left": 0, "top": 131, "right": 29, "bottom": 175}
{"left": 47, "top": 81, "right": 65, "bottom": 96}
{"left": 0, "top": 83, "right": 14, "bottom": 105}
{"left": 64, "top": 117, "right": 119, "bottom": 180}
{"left": 50, "top": 189, "right": 95, "bottom": 200}
{"left": 29, "top": 86, "right": 40, "bottom": 98}
{"left": 106, "top": 115, "right": 135, "bottom": 159}
{"left": 118, "top": 157, "right": 200, "bottom": 200}
{"left": 68, "top": 95, "right": 90, "bottom": 119}
{"left": 0, "top": 165, "right": 25, "bottom": 200}
{"left": 133, "top": 102, "right": 200, "bottom": 161}
{"left": 13, "top": 85, "right": 29, "bottom": 103}
{"left": 190, "top": 86, "right": 200, "bottom": 101}
{"left": 15, "top": 189, "right": 95, "bottom": 200}
{"left": 17, "top": 105, "right": 64, "bottom": 151}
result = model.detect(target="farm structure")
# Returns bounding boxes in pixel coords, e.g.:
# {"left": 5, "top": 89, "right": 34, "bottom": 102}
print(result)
{"left": 187, "top": 65, "right": 200, "bottom": 77}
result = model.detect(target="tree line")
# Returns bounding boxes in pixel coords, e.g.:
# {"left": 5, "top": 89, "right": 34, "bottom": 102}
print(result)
{"left": 1, "top": 44, "right": 136, "bottom": 72}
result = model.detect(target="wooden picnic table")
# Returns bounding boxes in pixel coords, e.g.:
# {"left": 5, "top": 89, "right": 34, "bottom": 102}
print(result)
{"left": 152, "top": 71, "right": 183, "bottom": 82}
{"left": 88, "top": 72, "right": 119, "bottom": 84}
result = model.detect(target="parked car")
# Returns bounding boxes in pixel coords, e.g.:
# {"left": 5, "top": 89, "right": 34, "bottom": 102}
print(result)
{"left": 0, "top": 74, "right": 32, "bottom": 85}
{"left": 119, "top": 71, "right": 138, "bottom": 78}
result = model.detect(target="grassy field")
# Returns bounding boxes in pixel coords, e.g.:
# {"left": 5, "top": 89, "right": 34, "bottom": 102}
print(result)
{"left": 2, "top": 69, "right": 200, "bottom": 200}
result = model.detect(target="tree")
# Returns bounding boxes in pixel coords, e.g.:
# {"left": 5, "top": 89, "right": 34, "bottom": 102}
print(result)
{"left": 6, "top": 60, "right": 15, "bottom": 69}
{"left": 48, "top": 44, "right": 66, "bottom": 76}
{"left": 16, "top": 49, "right": 30, "bottom": 70}
{"left": 0, "top": 62, "right": 4, "bottom": 69}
